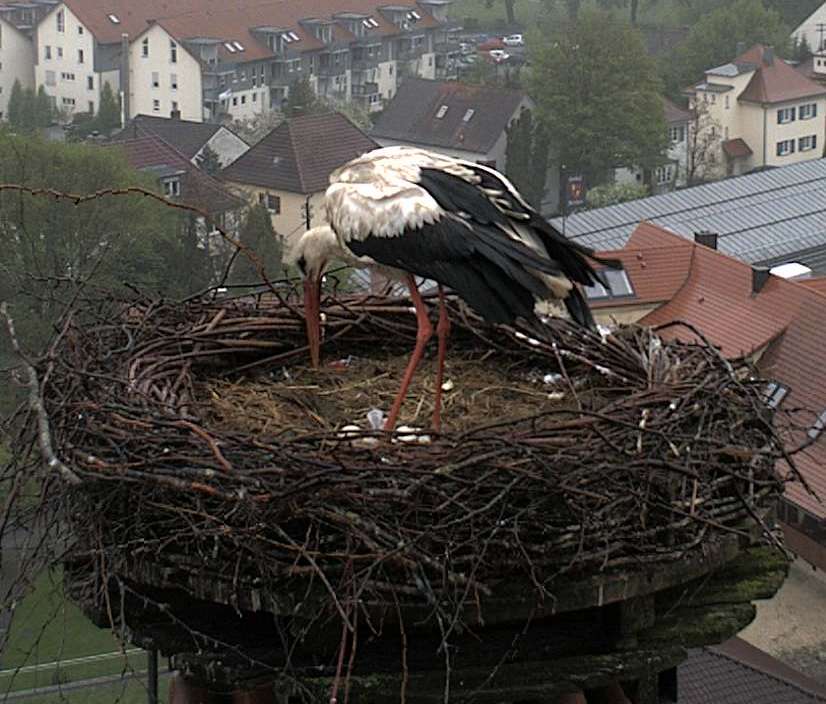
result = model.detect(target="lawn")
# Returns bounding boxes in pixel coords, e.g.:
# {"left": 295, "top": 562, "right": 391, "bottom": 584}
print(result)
{"left": 10, "top": 674, "right": 172, "bottom": 704}
{"left": 0, "top": 570, "right": 145, "bottom": 694}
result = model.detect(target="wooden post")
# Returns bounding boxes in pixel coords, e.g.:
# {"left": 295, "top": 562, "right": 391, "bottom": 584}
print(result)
{"left": 147, "top": 649, "right": 158, "bottom": 704}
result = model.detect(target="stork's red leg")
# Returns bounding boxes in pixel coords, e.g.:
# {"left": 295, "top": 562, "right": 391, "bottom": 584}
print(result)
{"left": 384, "top": 275, "right": 433, "bottom": 431}
{"left": 432, "top": 285, "right": 450, "bottom": 433}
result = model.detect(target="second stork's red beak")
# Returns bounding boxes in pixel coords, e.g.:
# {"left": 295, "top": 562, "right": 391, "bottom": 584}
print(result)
{"left": 303, "top": 276, "right": 322, "bottom": 368}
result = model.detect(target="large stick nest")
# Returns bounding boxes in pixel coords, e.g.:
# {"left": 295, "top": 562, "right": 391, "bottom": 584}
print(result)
{"left": 12, "top": 290, "right": 792, "bottom": 621}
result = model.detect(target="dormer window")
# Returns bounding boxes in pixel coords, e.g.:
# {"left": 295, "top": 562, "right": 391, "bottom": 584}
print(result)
{"left": 436, "top": 104, "right": 448, "bottom": 118}
{"left": 163, "top": 178, "right": 181, "bottom": 198}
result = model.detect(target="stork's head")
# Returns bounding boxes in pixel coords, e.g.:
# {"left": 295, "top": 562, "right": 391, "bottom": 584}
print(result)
{"left": 285, "top": 225, "right": 339, "bottom": 368}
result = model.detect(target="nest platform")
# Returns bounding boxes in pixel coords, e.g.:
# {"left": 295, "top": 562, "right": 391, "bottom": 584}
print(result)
{"left": 8, "top": 290, "right": 797, "bottom": 702}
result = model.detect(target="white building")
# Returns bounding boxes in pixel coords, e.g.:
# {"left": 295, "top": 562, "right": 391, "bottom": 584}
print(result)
{"left": 792, "top": 3, "right": 826, "bottom": 51}
{"left": 27, "top": 0, "right": 458, "bottom": 127}
{"left": 686, "top": 44, "right": 826, "bottom": 180}
{"left": 33, "top": 3, "right": 121, "bottom": 117}
{"left": 0, "top": 13, "right": 35, "bottom": 121}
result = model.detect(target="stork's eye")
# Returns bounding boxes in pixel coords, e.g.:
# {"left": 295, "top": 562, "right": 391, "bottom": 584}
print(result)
{"left": 297, "top": 256, "right": 307, "bottom": 276}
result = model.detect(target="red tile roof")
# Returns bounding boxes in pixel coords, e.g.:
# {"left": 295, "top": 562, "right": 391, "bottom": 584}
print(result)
{"left": 595, "top": 222, "right": 826, "bottom": 518}
{"left": 589, "top": 224, "right": 693, "bottom": 310}
{"left": 221, "top": 112, "right": 378, "bottom": 195}
{"left": 735, "top": 44, "right": 826, "bottom": 104}
{"left": 799, "top": 277, "right": 826, "bottom": 295}
{"left": 60, "top": 0, "right": 438, "bottom": 61}
{"left": 108, "top": 134, "right": 243, "bottom": 214}
{"left": 723, "top": 137, "right": 753, "bottom": 158}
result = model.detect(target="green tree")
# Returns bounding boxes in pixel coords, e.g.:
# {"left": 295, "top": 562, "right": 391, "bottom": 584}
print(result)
{"left": 0, "top": 132, "right": 204, "bottom": 366}
{"left": 791, "top": 33, "right": 813, "bottom": 62}
{"left": 668, "top": 0, "right": 789, "bottom": 91}
{"left": 485, "top": 0, "right": 518, "bottom": 25}
{"left": 34, "top": 86, "right": 53, "bottom": 129}
{"left": 530, "top": 11, "right": 668, "bottom": 185}
{"left": 197, "top": 145, "right": 222, "bottom": 176}
{"left": 97, "top": 82, "right": 121, "bottom": 132}
{"left": 585, "top": 182, "right": 649, "bottom": 209}
{"left": 505, "top": 108, "right": 551, "bottom": 208}
{"left": 18, "top": 88, "right": 36, "bottom": 132}
{"left": 6, "top": 80, "right": 24, "bottom": 128}
{"left": 285, "top": 77, "right": 321, "bottom": 117}
{"left": 231, "top": 204, "right": 283, "bottom": 285}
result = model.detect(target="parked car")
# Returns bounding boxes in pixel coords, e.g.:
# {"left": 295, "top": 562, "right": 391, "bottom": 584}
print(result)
{"left": 488, "top": 49, "right": 511, "bottom": 63}
{"left": 502, "top": 34, "right": 524, "bottom": 47}
{"left": 459, "top": 41, "right": 475, "bottom": 54}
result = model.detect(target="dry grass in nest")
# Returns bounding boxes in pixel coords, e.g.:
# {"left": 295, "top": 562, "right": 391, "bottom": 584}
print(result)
{"left": 203, "top": 349, "right": 571, "bottom": 435}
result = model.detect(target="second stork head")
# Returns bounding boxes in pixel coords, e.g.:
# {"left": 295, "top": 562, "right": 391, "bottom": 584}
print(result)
{"left": 285, "top": 225, "right": 341, "bottom": 368}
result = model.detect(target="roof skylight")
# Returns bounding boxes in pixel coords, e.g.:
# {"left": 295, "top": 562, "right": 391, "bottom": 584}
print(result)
{"left": 108, "top": 14, "right": 120, "bottom": 23}
{"left": 463, "top": 108, "right": 475, "bottom": 122}
{"left": 809, "top": 409, "right": 826, "bottom": 439}
{"left": 764, "top": 382, "right": 789, "bottom": 409}
{"left": 233, "top": 41, "right": 245, "bottom": 51}
{"left": 436, "top": 105, "right": 448, "bottom": 118}
{"left": 368, "top": 17, "right": 379, "bottom": 27}
{"left": 224, "top": 42, "right": 237, "bottom": 53}
{"left": 289, "top": 31, "right": 300, "bottom": 40}
{"left": 584, "top": 269, "right": 634, "bottom": 300}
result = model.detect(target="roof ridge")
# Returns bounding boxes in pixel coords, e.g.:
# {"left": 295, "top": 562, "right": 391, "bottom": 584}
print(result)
{"left": 707, "top": 643, "right": 826, "bottom": 702}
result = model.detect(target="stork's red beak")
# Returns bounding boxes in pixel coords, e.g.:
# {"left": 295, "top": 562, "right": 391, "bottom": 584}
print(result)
{"left": 303, "top": 276, "right": 322, "bottom": 368}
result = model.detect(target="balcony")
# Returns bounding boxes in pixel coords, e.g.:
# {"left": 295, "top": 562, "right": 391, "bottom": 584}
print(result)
{"left": 351, "top": 81, "right": 379, "bottom": 97}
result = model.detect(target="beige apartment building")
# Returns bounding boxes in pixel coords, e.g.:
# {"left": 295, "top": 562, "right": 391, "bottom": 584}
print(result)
{"left": 25, "top": 0, "right": 459, "bottom": 124}
{"left": 687, "top": 44, "right": 826, "bottom": 180}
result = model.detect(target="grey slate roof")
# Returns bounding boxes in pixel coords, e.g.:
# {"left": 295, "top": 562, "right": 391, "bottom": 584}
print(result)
{"left": 371, "top": 78, "right": 527, "bottom": 154}
{"left": 552, "top": 159, "right": 826, "bottom": 271}
{"left": 680, "top": 639, "right": 826, "bottom": 704}
{"left": 221, "top": 112, "right": 378, "bottom": 194}
{"left": 111, "top": 115, "right": 245, "bottom": 160}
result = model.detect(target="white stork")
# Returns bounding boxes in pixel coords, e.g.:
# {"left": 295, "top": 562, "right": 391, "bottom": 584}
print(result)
{"left": 286, "top": 146, "right": 618, "bottom": 432}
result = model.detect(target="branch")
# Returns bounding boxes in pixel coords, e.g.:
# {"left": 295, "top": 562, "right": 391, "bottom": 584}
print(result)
{"left": 0, "top": 302, "right": 81, "bottom": 485}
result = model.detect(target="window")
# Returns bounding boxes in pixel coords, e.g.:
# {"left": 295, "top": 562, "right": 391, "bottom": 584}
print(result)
{"left": 57, "top": 47, "right": 63, "bottom": 58}
{"left": 777, "top": 107, "right": 796, "bottom": 124}
{"left": 724, "top": 94, "right": 730, "bottom": 109}
{"left": 170, "top": 73, "right": 178, "bottom": 90}
{"left": 709, "top": 93, "right": 716, "bottom": 104}
{"left": 172, "top": 100, "right": 179, "bottom": 112}
{"left": 45, "top": 45, "right": 51, "bottom": 60}
{"left": 799, "top": 134, "right": 818, "bottom": 152}
{"left": 799, "top": 102, "right": 818, "bottom": 120}
{"left": 170, "top": 40, "right": 178, "bottom": 63}
{"left": 152, "top": 72, "right": 159, "bottom": 88}
{"left": 584, "top": 269, "right": 634, "bottom": 299}
{"left": 258, "top": 193, "right": 281, "bottom": 213}
{"left": 152, "top": 99, "right": 160, "bottom": 112}
{"left": 764, "top": 382, "right": 788, "bottom": 409}
{"left": 668, "top": 125, "right": 685, "bottom": 143}
{"left": 232, "top": 96, "right": 238, "bottom": 106}
{"left": 78, "top": 25, "right": 84, "bottom": 35}
{"left": 61, "top": 97, "right": 75, "bottom": 106}
{"left": 142, "top": 38, "right": 149, "bottom": 58}
{"left": 163, "top": 178, "right": 181, "bottom": 197}
{"left": 776, "top": 139, "right": 796, "bottom": 156}
{"left": 808, "top": 410, "right": 826, "bottom": 439}
{"left": 252, "top": 92, "right": 257, "bottom": 102}
{"left": 60, "top": 72, "right": 75, "bottom": 80}
{"left": 241, "top": 95, "right": 246, "bottom": 104}
{"left": 655, "top": 164, "right": 675, "bottom": 185}
{"left": 56, "top": 9, "right": 64, "bottom": 32}
{"left": 78, "top": 49, "right": 84, "bottom": 63}
{"left": 87, "top": 75, "right": 93, "bottom": 90}
{"left": 88, "top": 100, "right": 93, "bottom": 113}
{"left": 436, "top": 104, "right": 448, "bottom": 118}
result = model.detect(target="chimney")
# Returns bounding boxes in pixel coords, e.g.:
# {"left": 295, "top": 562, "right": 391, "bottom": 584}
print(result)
{"left": 736, "top": 41, "right": 746, "bottom": 57}
{"left": 694, "top": 231, "right": 718, "bottom": 250}
{"left": 120, "top": 33, "right": 130, "bottom": 126}
{"left": 763, "top": 45, "right": 774, "bottom": 65}
{"left": 752, "top": 266, "right": 770, "bottom": 294}
{"left": 170, "top": 108, "right": 182, "bottom": 120}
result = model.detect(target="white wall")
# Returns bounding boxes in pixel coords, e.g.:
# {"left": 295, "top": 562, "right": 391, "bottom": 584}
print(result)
{"left": 197, "top": 127, "right": 249, "bottom": 168}
{"left": 0, "top": 17, "right": 35, "bottom": 120}
{"left": 35, "top": 3, "right": 100, "bottom": 116}
{"left": 222, "top": 84, "right": 269, "bottom": 121}
{"left": 793, "top": 4, "right": 826, "bottom": 51}
{"left": 764, "top": 97, "right": 826, "bottom": 167}
{"left": 129, "top": 24, "right": 203, "bottom": 122}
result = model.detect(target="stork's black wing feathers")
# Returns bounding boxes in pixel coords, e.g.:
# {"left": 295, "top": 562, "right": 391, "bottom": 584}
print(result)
{"left": 419, "top": 166, "right": 620, "bottom": 288}
{"left": 346, "top": 216, "right": 553, "bottom": 325}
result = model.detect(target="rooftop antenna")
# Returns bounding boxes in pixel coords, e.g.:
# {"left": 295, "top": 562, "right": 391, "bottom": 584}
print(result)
{"left": 818, "top": 22, "right": 826, "bottom": 52}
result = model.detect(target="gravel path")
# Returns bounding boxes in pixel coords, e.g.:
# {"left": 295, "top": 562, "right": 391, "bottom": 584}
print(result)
{"left": 740, "top": 558, "right": 826, "bottom": 684}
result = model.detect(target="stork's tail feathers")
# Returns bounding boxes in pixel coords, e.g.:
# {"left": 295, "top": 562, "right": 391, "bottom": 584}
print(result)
{"left": 563, "top": 288, "right": 596, "bottom": 330}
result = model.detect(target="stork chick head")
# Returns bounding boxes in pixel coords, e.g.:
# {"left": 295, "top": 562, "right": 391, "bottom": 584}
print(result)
{"left": 285, "top": 225, "right": 340, "bottom": 368}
